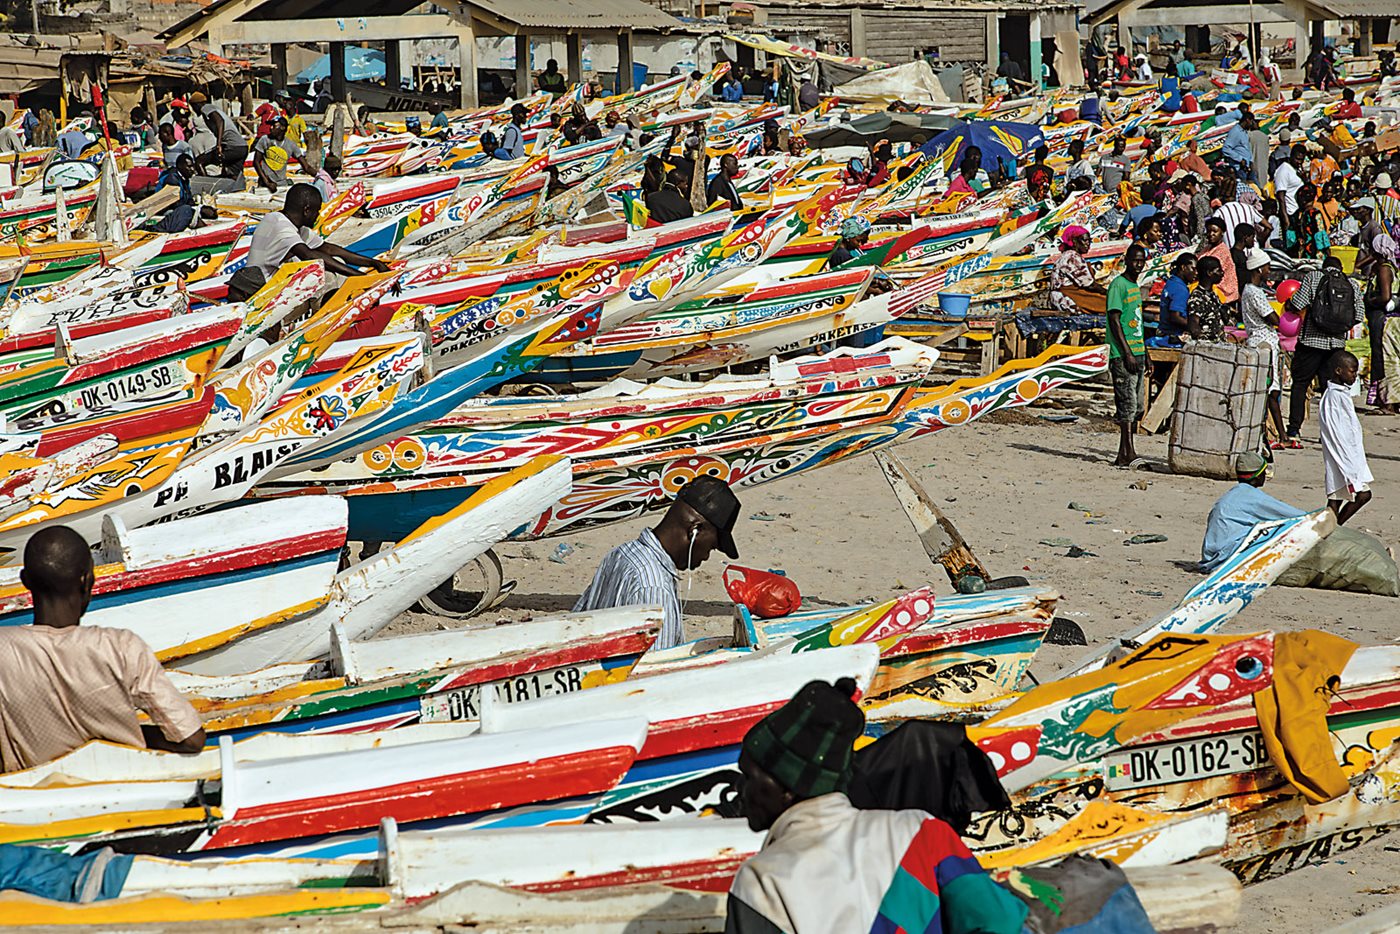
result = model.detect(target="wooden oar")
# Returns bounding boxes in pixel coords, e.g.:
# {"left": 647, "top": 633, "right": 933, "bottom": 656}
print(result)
{"left": 874, "top": 451, "right": 990, "bottom": 593}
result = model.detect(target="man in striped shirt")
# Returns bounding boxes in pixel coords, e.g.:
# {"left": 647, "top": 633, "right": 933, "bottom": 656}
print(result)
{"left": 574, "top": 476, "right": 740, "bottom": 649}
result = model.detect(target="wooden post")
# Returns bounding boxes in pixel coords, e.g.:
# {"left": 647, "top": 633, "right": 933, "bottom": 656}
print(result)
{"left": 566, "top": 32, "right": 583, "bottom": 86}
{"left": 329, "top": 41, "right": 348, "bottom": 103}
{"left": 143, "top": 83, "right": 157, "bottom": 127}
{"left": 457, "top": 21, "right": 479, "bottom": 108}
{"left": 270, "top": 43, "right": 289, "bottom": 95}
{"left": 384, "top": 39, "right": 402, "bottom": 91}
{"left": 330, "top": 103, "right": 346, "bottom": 159}
{"left": 849, "top": 9, "right": 867, "bottom": 58}
{"left": 515, "top": 33, "right": 531, "bottom": 98}
{"left": 617, "top": 30, "right": 634, "bottom": 92}
{"left": 1358, "top": 19, "right": 1374, "bottom": 56}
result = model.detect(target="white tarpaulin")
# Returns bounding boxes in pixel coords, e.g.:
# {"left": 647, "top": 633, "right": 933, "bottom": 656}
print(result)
{"left": 832, "top": 60, "right": 951, "bottom": 106}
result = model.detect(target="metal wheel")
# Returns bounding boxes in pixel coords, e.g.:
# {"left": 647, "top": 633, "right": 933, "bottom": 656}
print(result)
{"left": 414, "top": 548, "right": 513, "bottom": 619}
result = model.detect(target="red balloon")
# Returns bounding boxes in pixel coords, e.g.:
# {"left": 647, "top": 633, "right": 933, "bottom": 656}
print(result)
{"left": 1276, "top": 278, "right": 1302, "bottom": 305}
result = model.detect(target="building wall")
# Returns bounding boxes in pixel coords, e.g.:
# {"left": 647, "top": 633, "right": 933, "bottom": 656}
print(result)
{"left": 863, "top": 11, "right": 986, "bottom": 64}
{"left": 763, "top": 10, "right": 854, "bottom": 53}
{"left": 759, "top": 8, "right": 986, "bottom": 64}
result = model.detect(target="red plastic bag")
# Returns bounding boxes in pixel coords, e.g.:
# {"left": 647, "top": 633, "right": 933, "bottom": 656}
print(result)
{"left": 724, "top": 565, "right": 802, "bottom": 619}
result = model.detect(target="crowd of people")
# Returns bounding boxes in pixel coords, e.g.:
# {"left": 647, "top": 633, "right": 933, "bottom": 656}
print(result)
{"left": 1032, "top": 88, "right": 1392, "bottom": 525}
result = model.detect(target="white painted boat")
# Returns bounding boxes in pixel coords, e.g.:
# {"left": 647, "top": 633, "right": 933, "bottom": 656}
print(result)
{"left": 177, "top": 455, "right": 572, "bottom": 674}
{"left": 1058, "top": 510, "right": 1336, "bottom": 676}
{"left": 0, "top": 496, "right": 346, "bottom": 660}
{"left": 169, "top": 604, "right": 662, "bottom": 735}
{"left": 483, "top": 642, "right": 880, "bottom": 760}
{"left": 0, "top": 716, "right": 649, "bottom": 855}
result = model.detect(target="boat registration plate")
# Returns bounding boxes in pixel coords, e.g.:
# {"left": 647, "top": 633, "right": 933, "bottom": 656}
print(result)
{"left": 419, "top": 665, "right": 586, "bottom": 722}
{"left": 1104, "top": 731, "right": 1270, "bottom": 791}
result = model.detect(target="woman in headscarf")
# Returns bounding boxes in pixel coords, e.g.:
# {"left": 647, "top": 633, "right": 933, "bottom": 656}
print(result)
{"left": 827, "top": 216, "right": 872, "bottom": 271}
{"left": 1197, "top": 216, "right": 1239, "bottom": 306}
{"left": 1369, "top": 233, "right": 1400, "bottom": 412}
{"left": 1050, "top": 225, "right": 1106, "bottom": 314}
{"left": 1288, "top": 182, "right": 1329, "bottom": 260}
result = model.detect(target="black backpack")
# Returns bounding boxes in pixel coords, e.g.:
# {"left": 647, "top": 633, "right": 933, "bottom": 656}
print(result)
{"left": 1309, "top": 269, "right": 1355, "bottom": 336}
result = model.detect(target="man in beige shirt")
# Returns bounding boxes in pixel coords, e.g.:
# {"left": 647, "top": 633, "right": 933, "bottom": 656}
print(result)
{"left": 0, "top": 526, "right": 205, "bottom": 773}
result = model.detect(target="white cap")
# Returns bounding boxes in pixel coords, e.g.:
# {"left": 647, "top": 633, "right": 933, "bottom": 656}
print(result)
{"left": 1377, "top": 172, "right": 1393, "bottom": 189}
{"left": 1355, "top": 196, "right": 1379, "bottom": 212}
{"left": 1245, "top": 247, "right": 1271, "bottom": 271}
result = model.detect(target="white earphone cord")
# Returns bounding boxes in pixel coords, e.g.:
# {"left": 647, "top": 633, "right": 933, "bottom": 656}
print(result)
{"left": 681, "top": 527, "right": 697, "bottom": 618}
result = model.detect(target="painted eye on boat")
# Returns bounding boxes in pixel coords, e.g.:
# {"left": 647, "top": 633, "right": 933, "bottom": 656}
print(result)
{"left": 1235, "top": 656, "right": 1265, "bottom": 680}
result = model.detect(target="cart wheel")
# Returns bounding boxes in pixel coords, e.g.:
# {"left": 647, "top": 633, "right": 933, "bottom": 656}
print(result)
{"left": 516, "top": 382, "right": 558, "bottom": 398}
{"left": 414, "top": 548, "right": 511, "bottom": 619}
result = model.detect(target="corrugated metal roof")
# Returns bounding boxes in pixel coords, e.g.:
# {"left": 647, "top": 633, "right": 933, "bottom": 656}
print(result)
{"left": 1306, "top": 0, "right": 1396, "bottom": 16}
{"left": 165, "top": 0, "right": 681, "bottom": 47}
{"left": 463, "top": 0, "right": 682, "bottom": 31}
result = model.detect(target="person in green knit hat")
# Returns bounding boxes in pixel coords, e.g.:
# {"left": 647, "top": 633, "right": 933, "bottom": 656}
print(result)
{"left": 726, "top": 678, "right": 1027, "bottom": 934}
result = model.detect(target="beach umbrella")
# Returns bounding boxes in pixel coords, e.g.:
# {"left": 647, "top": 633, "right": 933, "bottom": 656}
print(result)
{"left": 918, "top": 119, "right": 1044, "bottom": 174}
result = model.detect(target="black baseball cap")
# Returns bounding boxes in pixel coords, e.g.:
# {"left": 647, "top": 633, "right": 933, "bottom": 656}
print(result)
{"left": 678, "top": 475, "right": 740, "bottom": 559}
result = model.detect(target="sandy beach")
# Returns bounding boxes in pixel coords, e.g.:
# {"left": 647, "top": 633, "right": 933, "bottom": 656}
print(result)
{"left": 389, "top": 389, "right": 1400, "bottom": 933}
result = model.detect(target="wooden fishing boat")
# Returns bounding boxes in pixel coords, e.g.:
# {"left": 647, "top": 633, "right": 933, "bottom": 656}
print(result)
{"left": 576, "top": 266, "right": 875, "bottom": 376}
{"left": 200, "top": 271, "right": 401, "bottom": 439}
{"left": 508, "top": 344, "right": 1109, "bottom": 541}
{"left": 257, "top": 643, "right": 885, "bottom": 852}
{"left": 174, "top": 605, "right": 662, "bottom": 738}
{"left": 362, "top": 174, "right": 461, "bottom": 218}
{"left": 5, "top": 284, "right": 187, "bottom": 340}
{"left": 274, "top": 301, "right": 600, "bottom": 476}
{"left": 256, "top": 339, "right": 936, "bottom": 542}
{"left": 178, "top": 455, "right": 572, "bottom": 674}
{"left": 131, "top": 221, "right": 248, "bottom": 287}
{"left": 0, "top": 330, "right": 425, "bottom": 551}
{"left": 982, "top": 644, "right": 1400, "bottom": 883}
{"left": 0, "top": 496, "right": 346, "bottom": 660}
{"left": 0, "top": 716, "right": 649, "bottom": 856}
{"left": 1057, "top": 509, "right": 1338, "bottom": 676}
{"left": 4, "top": 809, "right": 1235, "bottom": 924}
{"left": 741, "top": 589, "right": 1055, "bottom": 708}
{"left": 0, "top": 184, "right": 98, "bottom": 241}
{"left": 0, "top": 306, "right": 239, "bottom": 427}
{"left": 261, "top": 343, "right": 1101, "bottom": 547}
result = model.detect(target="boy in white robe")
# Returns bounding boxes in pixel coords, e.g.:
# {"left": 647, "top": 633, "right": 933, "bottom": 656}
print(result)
{"left": 1319, "top": 350, "right": 1374, "bottom": 525}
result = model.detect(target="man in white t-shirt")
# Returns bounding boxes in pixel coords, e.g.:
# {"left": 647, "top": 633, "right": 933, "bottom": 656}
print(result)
{"left": 246, "top": 183, "right": 391, "bottom": 282}
{"left": 1273, "top": 144, "right": 1307, "bottom": 219}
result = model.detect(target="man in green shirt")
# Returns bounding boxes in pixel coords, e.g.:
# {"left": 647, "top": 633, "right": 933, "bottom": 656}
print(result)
{"left": 1107, "top": 243, "right": 1148, "bottom": 467}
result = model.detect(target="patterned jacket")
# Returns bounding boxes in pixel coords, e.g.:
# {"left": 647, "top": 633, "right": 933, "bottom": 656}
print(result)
{"left": 725, "top": 793, "right": 1027, "bottom": 934}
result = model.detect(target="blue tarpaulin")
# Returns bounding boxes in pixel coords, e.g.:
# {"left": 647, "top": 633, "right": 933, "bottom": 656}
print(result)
{"left": 297, "top": 47, "right": 386, "bottom": 83}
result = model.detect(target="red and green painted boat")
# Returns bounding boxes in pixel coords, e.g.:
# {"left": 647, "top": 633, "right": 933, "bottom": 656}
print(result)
{"left": 0, "top": 304, "right": 240, "bottom": 426}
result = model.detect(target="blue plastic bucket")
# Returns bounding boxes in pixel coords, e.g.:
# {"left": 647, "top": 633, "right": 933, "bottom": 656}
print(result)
{"left": 938, "top": 293, "right": 971, "bottom": 317}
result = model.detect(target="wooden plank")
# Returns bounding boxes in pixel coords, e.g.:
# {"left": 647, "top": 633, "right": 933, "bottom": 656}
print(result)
{"left": 1139, "top": 363, "right": 1179, "bottom": 435}
{"left": 925, "top": 322, "right": 969, "bottom": 348}
{"left": 978, "top": 332, "right": 999, "bottom": 376}
{"left": 875, "top": 451, "right": 990, "bottom": 590}
{"left": 122, "top": 184, "right": 179, "bottom": 221}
